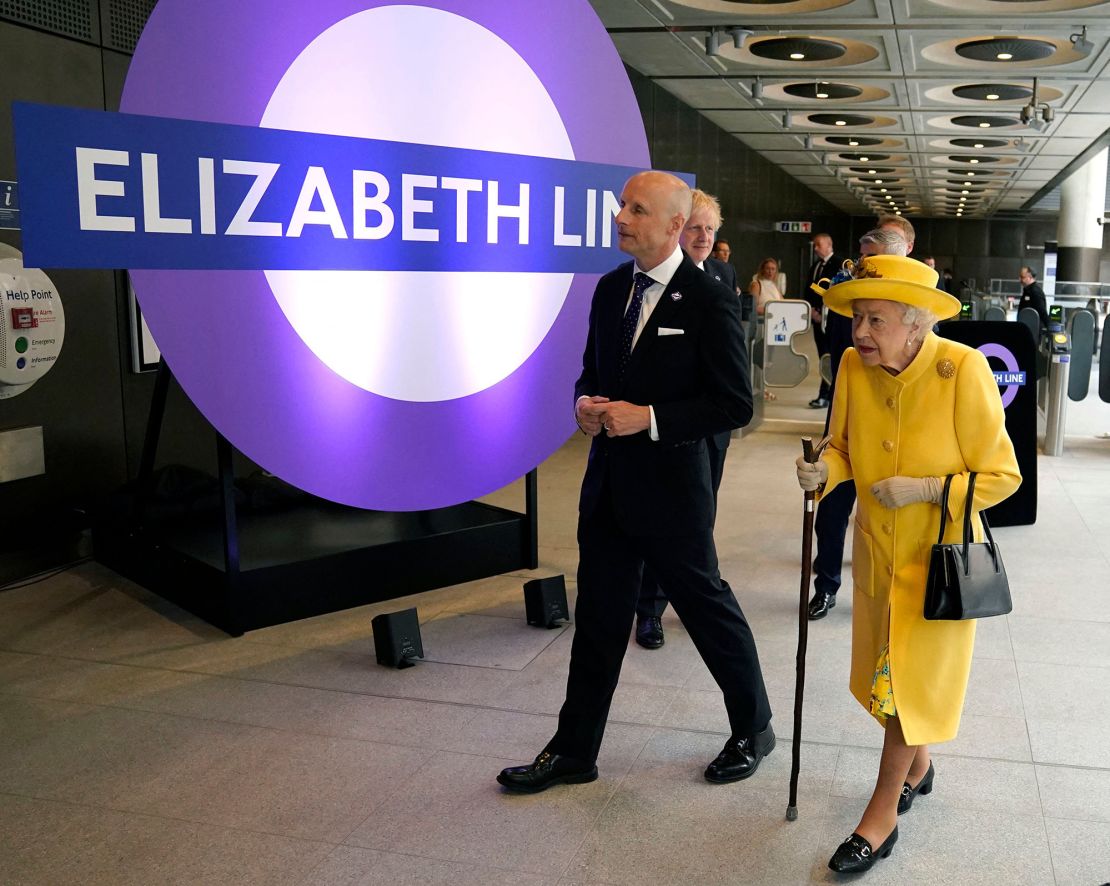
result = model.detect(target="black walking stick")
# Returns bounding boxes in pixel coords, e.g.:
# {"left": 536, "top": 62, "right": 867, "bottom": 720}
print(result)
{"left": 787, "top": 434, "right": 827, "bottom": 821}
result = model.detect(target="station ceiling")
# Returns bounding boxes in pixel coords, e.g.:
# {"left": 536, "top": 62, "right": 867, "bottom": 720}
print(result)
{"left": 588, "top": 0, "right": 1110, "bottom": 220}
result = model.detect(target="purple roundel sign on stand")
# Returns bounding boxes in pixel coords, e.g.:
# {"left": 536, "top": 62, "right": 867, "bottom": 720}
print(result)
{"left": 109, "top": 0, "right": 649, "bottom": 510}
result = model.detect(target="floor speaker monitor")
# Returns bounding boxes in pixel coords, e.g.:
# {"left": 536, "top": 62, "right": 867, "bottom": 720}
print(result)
{"left": 372, "top": 607, "right": 424, "bottom": 668}
{"left": 523, "top": 575, "right": 569, "bottom": 628}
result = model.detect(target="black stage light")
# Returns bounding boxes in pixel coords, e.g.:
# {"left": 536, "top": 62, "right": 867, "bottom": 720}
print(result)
{"left": 372, "top": 607, "right": 424, "bottom": 668}
{"left": 524, "top": 576, "right": 570, "bottom": 628}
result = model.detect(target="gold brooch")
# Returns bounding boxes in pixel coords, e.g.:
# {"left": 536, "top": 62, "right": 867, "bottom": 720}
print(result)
{"left": 936, "top": 358, "right": 956, "bottom": 379}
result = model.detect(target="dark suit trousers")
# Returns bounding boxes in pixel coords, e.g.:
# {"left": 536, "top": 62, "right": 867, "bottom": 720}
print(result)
{"left": 548, "top": 482, "right": 771, "bottom": 764}
{"left": 813, "top": 480, "right": 856, "bottom": 598}
{"left": 635, "top": 439, "right": 727, "bottom": 619}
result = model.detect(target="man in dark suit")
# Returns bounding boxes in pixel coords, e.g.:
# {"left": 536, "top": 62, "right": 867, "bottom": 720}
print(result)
{"left": 1019, "top": 266, "right": 1049, "bottom": 330}
{"left": 634, "top": 188, "right": 737, "bottom": 650}
{"left": 497, "top": 171, "right": 773, "bottom": 792}
{"left": 805, "top": 234, "right": 846, "bottom": 409}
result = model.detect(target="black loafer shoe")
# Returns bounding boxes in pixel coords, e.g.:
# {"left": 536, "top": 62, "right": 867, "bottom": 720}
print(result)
{"left": 828, "top": 827, "right": 898, "bottom": 874}
{"left": 808, "top": 397, "right": 830, "bottom": 409}
{"left": 497, "top": 751, "right": 598, "bottom": 794}
{"left": 898, "top": 761, "right": 935, "bottom": 814}
{"left": 807, "top": 593, "right": 836, "bottom": 620}
{"left": 635, "top": 616, "right": 664, "bottom": 650}
{"left": 704, "top": 724, "right": 775, "bottom": 783}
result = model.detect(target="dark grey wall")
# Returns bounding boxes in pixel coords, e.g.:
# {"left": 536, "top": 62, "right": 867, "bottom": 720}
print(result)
{"left": 628, "top": 68, "right": 852, "bottom": 297}
{"left": 0, "top": 11, "right": 248, "bottom": 581}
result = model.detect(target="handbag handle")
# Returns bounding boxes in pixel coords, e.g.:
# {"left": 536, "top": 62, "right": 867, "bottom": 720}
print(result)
{"left": 937, "top": 472, "right": 997, "bottom": 553}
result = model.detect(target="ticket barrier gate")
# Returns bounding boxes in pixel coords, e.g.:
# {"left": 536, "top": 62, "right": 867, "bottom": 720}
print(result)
{"left": 745, "top": 300, "right": 812, "bottom": 435}
{"left": 1040, "top": 309, "right": 1096, "bottom": 456}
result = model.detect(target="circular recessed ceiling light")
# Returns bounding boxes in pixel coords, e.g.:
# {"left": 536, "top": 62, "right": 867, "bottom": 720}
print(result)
{"left": 880, "top": 188, "right": 888, "bottom": 193}
{"left": 955, "top": 37, "right": 1056, "bottom": 64}
{"left": 751, "top": 37, "right": 849, "bottom": 63}
{"left": 812, "top": 113, "right": 875, "bottom": 127}
{"left": 986, "top": 93, "right": 999, "bottom": 100}
{"left": 970, "top": 158, "right": 979, "bottom": 163}
{"left": 859, "top": 156, "right": 869, "bottom": 161}
{"left": 952, "top": 115, "right": 1016, "bottom": 130}
{"left": 951, "top": 137, "right": 1008, "bottom": 149}
{"left": 996, "top": 53, "right": 1012, "bottom": 60}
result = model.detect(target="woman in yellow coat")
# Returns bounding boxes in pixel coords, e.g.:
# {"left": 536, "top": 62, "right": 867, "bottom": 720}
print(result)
{"left": 795, "top": 255, "right": 1021, "bottom": 874}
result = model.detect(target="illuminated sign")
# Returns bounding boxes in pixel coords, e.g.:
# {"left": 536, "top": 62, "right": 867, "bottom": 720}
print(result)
{"left": 13, "top": 0, "right": 655, "bottom": 509}
{"left": 978, "top": 343, "right": 1026, "bottom": 408}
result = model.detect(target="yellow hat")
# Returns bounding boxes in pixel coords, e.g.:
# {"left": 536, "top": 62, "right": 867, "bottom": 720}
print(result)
{"left": 820, "top": 255, "right": 961, "bottom": 320}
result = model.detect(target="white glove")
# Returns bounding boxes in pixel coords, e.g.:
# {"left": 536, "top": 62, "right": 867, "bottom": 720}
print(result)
{"left": 870, "top": 476, "right": 943, "bottom": 509}
{"left": 795, "top": 456, "right": 828, "bottom": 492}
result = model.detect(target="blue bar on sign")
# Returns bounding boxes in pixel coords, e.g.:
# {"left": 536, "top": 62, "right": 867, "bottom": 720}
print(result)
{"left": 13, "top": 102, "right": 688, "bottom": 272}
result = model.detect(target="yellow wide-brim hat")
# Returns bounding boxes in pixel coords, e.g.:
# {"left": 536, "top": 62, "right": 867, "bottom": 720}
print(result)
{"left": 821, "top": 255, "right": 962, "bottom": 320}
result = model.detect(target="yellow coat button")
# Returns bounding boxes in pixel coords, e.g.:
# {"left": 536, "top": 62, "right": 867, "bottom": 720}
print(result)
{"left": 883, "top": 523, "right": 892, "bottom": 534}
{"left": 886, "top": 397, "right": 896, "bottom": 408}
{"left": 882, "top": 440, "right": 894, "bottom": 452}
{"left": 887, "top": 565, "right": 894, "bottom": 576}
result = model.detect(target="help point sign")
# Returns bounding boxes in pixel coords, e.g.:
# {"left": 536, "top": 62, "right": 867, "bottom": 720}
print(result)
{"left": 14, "top": 0, "right": 659, "bottom": 510}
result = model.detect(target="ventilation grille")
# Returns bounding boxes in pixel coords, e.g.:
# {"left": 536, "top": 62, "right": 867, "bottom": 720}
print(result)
{"left": 0, "top": 0, "right": 95, "bottom": 42}
{"left": 104, "top": 0, "right": 154, "bottom": 53}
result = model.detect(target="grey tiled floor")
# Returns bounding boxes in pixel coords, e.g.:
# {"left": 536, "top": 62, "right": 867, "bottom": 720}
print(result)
{"left": 1, "top": 422, "right": 1108, "bottom": 884}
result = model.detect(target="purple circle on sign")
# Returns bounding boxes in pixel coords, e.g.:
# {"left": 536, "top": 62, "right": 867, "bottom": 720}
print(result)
{"left": 978, "top": 342, "right": 1021, "bottom": 408}
{"left": 120, "top": 0, "right": 649, "bottom": 510}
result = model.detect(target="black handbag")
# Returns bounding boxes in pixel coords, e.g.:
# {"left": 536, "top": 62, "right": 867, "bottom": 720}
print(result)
{"left": 924, "top": 473, "right": 1012, "bottom": 620}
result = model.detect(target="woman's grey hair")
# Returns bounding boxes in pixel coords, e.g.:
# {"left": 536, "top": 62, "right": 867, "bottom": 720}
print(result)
{"left": 858, "top": 228, "right": 908, "bottom": 256}
{"left": 901, "top": 304, "right": 938, "bottom": 338}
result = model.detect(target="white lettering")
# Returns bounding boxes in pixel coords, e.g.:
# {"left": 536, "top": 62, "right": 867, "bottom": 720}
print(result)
{"left": 352, "top": 170, "right": 394, "bottom": 240}
{"left": 223, "top": 159, "right": 282, "bottom": 237}
{"left": 287, "top": 166, "right": 348, "bottom": 238}
{"left": 198, "top": 157, "right": 216, "bottom": 235}
{"left": 553, "top": 187, "right": 581, "bottom": 247}
{"left": 141, "top": 153, "right": 192, "bottom": 234}
{"left": 402, "top": 174, "right": 439, "bottom": 242}
{"left": 601, "top": 190, "right": 621, "bottom": 248}
{"left": 76, "top": 147, "right": 135, "bottom": 232}
{"left": 440, "top": 176, "right": 482, "bottom": 243}
{"left": 488, "top": 181, "right": 529, "bottom": 245}
{"left": 585, "top": 188, "right": 597, "bottom": 248}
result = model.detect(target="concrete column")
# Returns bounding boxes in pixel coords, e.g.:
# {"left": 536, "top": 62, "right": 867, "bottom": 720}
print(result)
{"left": 1056, "top": 146, "right": 1107, "bottom": 283}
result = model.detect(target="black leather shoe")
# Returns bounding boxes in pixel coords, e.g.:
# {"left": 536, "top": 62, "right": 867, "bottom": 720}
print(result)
{"left": 704, "top": 724, "right": 775, "bottom": 783}
{"left": 808, "top": 593, "right": 836, "bottom": 620}
{"left": 635, "top": 616, "right": 664, "bottom": 650}
{"left": 808, "top": 397, "right": 830, "bottom": 409}
{"left": 898, "top": 761, "right": 934, "bottom": 814}
{"left": 828, "top": 827, "right": 898, "bottom": 874}
{"left": 497, "top": 751, "right": 598, "bottom": 794}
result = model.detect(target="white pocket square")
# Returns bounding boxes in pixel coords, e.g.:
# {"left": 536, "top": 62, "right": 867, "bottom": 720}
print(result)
{"left": 658, "top": 327, "right": 684, "bottom": 336}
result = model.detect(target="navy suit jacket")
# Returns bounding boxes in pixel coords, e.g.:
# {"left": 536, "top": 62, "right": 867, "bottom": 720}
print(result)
{"left": 703, "top": 257, "right": 739, "bottom": 293}
{"left": 575, "top": 255, "right": 753, "bottom": 535}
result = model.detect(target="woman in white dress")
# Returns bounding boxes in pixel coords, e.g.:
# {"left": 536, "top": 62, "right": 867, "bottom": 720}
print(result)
{"left": 749, "top": 257, "right": 786, "bottom": 316}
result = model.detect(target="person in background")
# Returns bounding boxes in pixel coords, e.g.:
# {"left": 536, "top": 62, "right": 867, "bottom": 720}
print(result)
{"left": 1018, "top": 266, "right": 1049, "bottom": 330}
{"left": 808, "top": 228, "right": 908, "bottom": 621}
{"left": 749, "top": 257, "right": 785, "bottom": 316}
{"left": 941, "top": 268, "right": 955, "bottom": 294}
{"left": 920, "top": 256, "right": 948, "bottom": 291}
{"left": 711, "top": 238, "right": 731, "bottom": 263}
{"left": 634, "top": 188, "right": 735, "bottom": 650}
{"left": 796, "top": 255, "right": 1020, "bottom": 874}
{"left": 806, "top": 233, "right": 847, "bottom": 409}
{"left": 877, "top": 214, "right": 915, "bottom": 252}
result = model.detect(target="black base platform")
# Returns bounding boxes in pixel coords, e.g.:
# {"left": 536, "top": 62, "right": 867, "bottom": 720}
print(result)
{"left": 93, "top": 499, "right": 531, "bottom": 635}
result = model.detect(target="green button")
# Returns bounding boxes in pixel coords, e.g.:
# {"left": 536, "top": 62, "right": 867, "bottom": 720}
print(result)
{"left": 15, "top": 337, "right": 28, "bottom": 354}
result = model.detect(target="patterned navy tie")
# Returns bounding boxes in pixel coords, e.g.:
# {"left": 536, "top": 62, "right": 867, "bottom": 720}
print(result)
{"left": 619, "top": 272, "right": 653, "bottom": 380}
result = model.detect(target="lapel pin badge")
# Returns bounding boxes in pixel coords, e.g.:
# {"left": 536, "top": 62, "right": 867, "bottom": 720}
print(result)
{"left": 671, "top": 292, "right": 683, "bottom": 301}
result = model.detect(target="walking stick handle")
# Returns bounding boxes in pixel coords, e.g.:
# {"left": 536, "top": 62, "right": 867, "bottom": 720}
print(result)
{"left": 802, "top": 436, "right": 815, "bottom": 464}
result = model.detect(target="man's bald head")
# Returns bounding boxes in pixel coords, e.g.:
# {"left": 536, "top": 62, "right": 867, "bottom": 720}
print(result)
{"left": 615, "top": 171, "right": 693, "bottom": 269}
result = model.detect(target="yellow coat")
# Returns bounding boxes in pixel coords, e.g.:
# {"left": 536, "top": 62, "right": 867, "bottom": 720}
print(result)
{"left": 821, "top": 332, "right": 1021, "bottom": 745}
